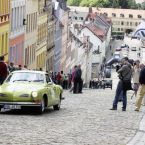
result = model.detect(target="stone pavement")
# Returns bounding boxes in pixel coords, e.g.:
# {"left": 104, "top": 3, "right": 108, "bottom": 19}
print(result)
{"left": 0, "top": 88, "right": 145, "bottom": 145}
{"left": 127, "top": 108, "right": 145, "bottom": 145}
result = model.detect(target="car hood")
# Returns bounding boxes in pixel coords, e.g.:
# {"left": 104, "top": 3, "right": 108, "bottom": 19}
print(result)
{"left": 0, "top": 82, "right": 44, "bottom": 93}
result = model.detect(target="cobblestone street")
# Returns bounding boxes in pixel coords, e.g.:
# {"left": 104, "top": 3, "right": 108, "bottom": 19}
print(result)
{"left": 0, "top": 89, "right": 145, "bottom": 145}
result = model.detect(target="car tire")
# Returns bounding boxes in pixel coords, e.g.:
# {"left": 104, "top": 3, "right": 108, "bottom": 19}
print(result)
{"left": 53, "top": 97, "right": 61, "bottom": 111}
{"left": 36, "top": 97, "right": 45, "bottom": 114}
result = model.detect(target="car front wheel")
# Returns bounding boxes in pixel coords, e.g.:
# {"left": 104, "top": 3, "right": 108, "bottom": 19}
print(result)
{"left": 53, "top": 98, "right": 61, "bottom": 111}
{"left": 36, "top": 98, "right": 45, "bottom": 114}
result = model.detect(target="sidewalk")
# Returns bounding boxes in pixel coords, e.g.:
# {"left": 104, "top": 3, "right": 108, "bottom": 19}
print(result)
{"left": 112, "top": 71, "right": 145, "bottom": 145}
{"left": 127, "top": 113, "right": 145, "bottom": 145}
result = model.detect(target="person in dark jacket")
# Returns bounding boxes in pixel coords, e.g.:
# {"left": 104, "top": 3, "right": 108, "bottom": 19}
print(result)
{"left": 110, "top": 57, "right": 132, "bottom": 111}
{"left": 0, "top": 55, "right": 8, "bottom": 84}
{"left": 135, "top": 63, "right": 145, "bottom": 111}
{"left": 73, "top": 65, "right": 82, "bottom": 93}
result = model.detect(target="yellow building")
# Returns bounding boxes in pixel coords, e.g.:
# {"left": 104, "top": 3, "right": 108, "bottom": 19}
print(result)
{"left": 0, "top": 0, "right": 10, "bottom": 62}
{"left": 36, "top": 0, "right": 48, "bottom": 70}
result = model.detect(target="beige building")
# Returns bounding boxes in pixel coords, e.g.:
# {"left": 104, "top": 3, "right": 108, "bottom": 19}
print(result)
{"left": 36, "top": 0, "right": 48, "bottom": 70}
{"left": 45, "top": 0, "right": 55, "bottom": 72}
{"left": 60, "top": 11, "right": 69, "bottom": 73}
{"left": 24, "top": 0, "right": 38, "bottom": 69}
{"left": 70, "top": 6, "right": 145, "bottom": 34}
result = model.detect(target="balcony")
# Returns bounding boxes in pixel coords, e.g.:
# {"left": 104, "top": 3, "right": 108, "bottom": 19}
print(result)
{"left": 0, "top": 14, "right": 9, "bottom": 24}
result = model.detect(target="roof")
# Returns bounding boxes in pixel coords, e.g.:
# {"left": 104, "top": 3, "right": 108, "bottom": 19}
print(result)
{"left": 84, "top": 23, "right": 106, "bottom": 41}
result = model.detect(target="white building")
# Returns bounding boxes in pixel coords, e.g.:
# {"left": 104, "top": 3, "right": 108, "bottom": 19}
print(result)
{"left": 69, "top": 10, "right": 112, "bottom": 85}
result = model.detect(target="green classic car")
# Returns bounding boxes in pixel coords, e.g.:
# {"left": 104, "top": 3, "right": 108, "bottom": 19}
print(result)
{"left": 0, "top": 70, "right": 63, "bottom": 114}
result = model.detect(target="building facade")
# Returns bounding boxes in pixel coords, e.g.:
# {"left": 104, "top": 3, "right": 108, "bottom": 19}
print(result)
{"left": 60, "top": 10, "right": 69, "bottom": 73}
{"left": 24, "top": 0, "right": 38, "bottom": 69}
{"left": 53, "top": 0, "right": 69, "bottom": 73}
{"left": 36, "top": 0, "right": 48, "bottom": 71}
{"left": 0, "top": 0, "right": 10, "bottom": 62}
{"left": 45, "top": 0, "right": 55, "bottom": 73}
{"left": 9, "top": 0, "right": 25, "bottom": 66}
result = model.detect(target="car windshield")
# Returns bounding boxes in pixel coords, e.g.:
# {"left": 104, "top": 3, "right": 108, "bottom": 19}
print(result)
{"left": 6, "top": 72, "right": 45, "bottom": 83}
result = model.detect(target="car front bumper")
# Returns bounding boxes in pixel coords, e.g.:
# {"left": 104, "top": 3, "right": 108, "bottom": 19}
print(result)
{"left": 0, "top": 102, "right": 41, "bottom": 109}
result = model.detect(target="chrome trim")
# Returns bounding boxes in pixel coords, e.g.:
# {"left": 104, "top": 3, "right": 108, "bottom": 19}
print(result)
{"left": 0, "top": 102, "right": 41, "bottom": 106}
{"left": 19, "top": 94, "right": 29, "bottom": 97}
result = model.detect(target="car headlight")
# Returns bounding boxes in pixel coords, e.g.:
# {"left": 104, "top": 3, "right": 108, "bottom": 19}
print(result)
{"left": 32, "top": 91, "right": 38, "bottom": 98}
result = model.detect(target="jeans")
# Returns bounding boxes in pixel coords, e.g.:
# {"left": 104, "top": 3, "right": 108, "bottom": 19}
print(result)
{"left": 113, "top": 80, "right": 127, "bottom": 110}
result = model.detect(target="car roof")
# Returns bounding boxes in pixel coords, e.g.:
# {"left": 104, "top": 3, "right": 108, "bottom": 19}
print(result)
{"left": 12, "top": 70, "right": 48, "bottom": 75}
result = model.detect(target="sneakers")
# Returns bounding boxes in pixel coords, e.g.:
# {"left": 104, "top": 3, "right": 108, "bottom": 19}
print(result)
{"left": 134, "top": 109, "right": 139, "bottom": 112}
{"left": 110, "top": 108, "right": 117, "bottom": 110}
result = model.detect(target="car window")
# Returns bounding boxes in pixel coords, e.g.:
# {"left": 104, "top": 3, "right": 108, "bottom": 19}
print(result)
{"left": 6, "top": 72, "right": 45, "bottom": 83}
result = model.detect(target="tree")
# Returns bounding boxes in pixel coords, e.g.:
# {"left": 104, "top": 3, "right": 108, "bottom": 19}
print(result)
{"left": 80, "top": 0, "right": 90, "bottom": 6}
{"left": 127, "top": 0, "right": 137, "bottom": 9}
{"left": 67, "top": 0, "right": 81, "bottom": 6}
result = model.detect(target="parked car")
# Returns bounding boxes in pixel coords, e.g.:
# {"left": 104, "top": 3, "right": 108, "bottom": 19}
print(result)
{"left": 0, "top": 70, "right": 63, "bottom": 114}
{"left": 115, "top": 47, "right": 122, "bottom": 51}
{"left": 105, "top": 66, "right": 111, "bottom": 78}
{"left": 114, "top": 52, "right": 120, "bottom": 60}
{"left": 102, "top": 80, "right": 112, "bottom": 89}
{"left": 131, "top": 47, "right": 137, "bottom": 51}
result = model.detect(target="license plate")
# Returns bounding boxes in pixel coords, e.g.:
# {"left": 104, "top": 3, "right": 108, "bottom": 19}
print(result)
{"left": 4, "top": 104, "right": 21, "bottom": 109}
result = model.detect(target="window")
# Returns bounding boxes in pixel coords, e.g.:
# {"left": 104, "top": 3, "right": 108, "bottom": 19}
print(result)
{"left": 135, "top": 22, "right": 138, "bottom": 26}
{"left": 129, "top": 14, "right": 133, "bottom": 18}
{"left": 138, "top": 15, "right": 142, "bottom": 18}
{"left": 112, "top": 13, "right": 116, "bottom": 17}
{"left": 74, "top": 17, "right": 77, "bottom": 20}
{"left": 127, "top": 22, "right": 129, "bottom": 26}
{"left": 130, "top": 22, "right": 132, "bottom": 26}
{"left": 104, "top": 13, "right": 108, "bottom": 16}
{"left": 120, "top": 14, "right": 124, "bottom": 18}
{"left": 118, "top": 28, "right": 120, "bottom": 31}
{"left": 121, "top": 21, "right": 124, "bottom": 25}
{"left": 79, "top": 17, "right": 83, "bottom": 20}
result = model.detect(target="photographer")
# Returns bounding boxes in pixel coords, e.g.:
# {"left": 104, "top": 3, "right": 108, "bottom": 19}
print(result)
{"left": 110, "top": 57, "right": 132, "bottom": 111}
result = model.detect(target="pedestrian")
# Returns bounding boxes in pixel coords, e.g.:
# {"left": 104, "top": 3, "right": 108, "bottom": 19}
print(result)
{"left": 0, "top": 55, "right": 9, "bottom": 84}
{"left": 132, "top": 60, "right": 140, "bottom": 97}
{"left": 56, "top": 72, "right": 62, "bottom": 85}
{"left": 110, "top": 57, "right": 132, "bottom": 111}
{"left": 8, "top": 62, "right": 16, "bottom": 72}
{"left": 135, "top": 62, "right": 145, "bottom": 111}
{"left": 73, "top": 64, "right": 82, "bottom": 94}
{"left": 70, "top": 65, "right": 77, "bottom": 92}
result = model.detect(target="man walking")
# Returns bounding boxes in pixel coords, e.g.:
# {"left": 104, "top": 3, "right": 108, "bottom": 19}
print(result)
{"left": 110, "top": 57, "right": 132, "bottom": 111}
{"left": 0, "top": 55, "right": 8, "bottom": 84}
{"left": 73, "top": 65, "right": 82, "bottom": 93}
{"left": 135, "top": 63, "right": 145, "bottom": 111}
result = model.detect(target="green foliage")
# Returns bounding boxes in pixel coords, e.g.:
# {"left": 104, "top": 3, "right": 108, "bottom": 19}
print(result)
{"left": 67, "top": 0, "right": 144, "bottom": 9}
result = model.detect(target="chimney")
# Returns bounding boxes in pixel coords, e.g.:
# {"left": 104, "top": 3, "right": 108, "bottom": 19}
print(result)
{"left": 89, "top": 7, "right": 92, "bottom": 13}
